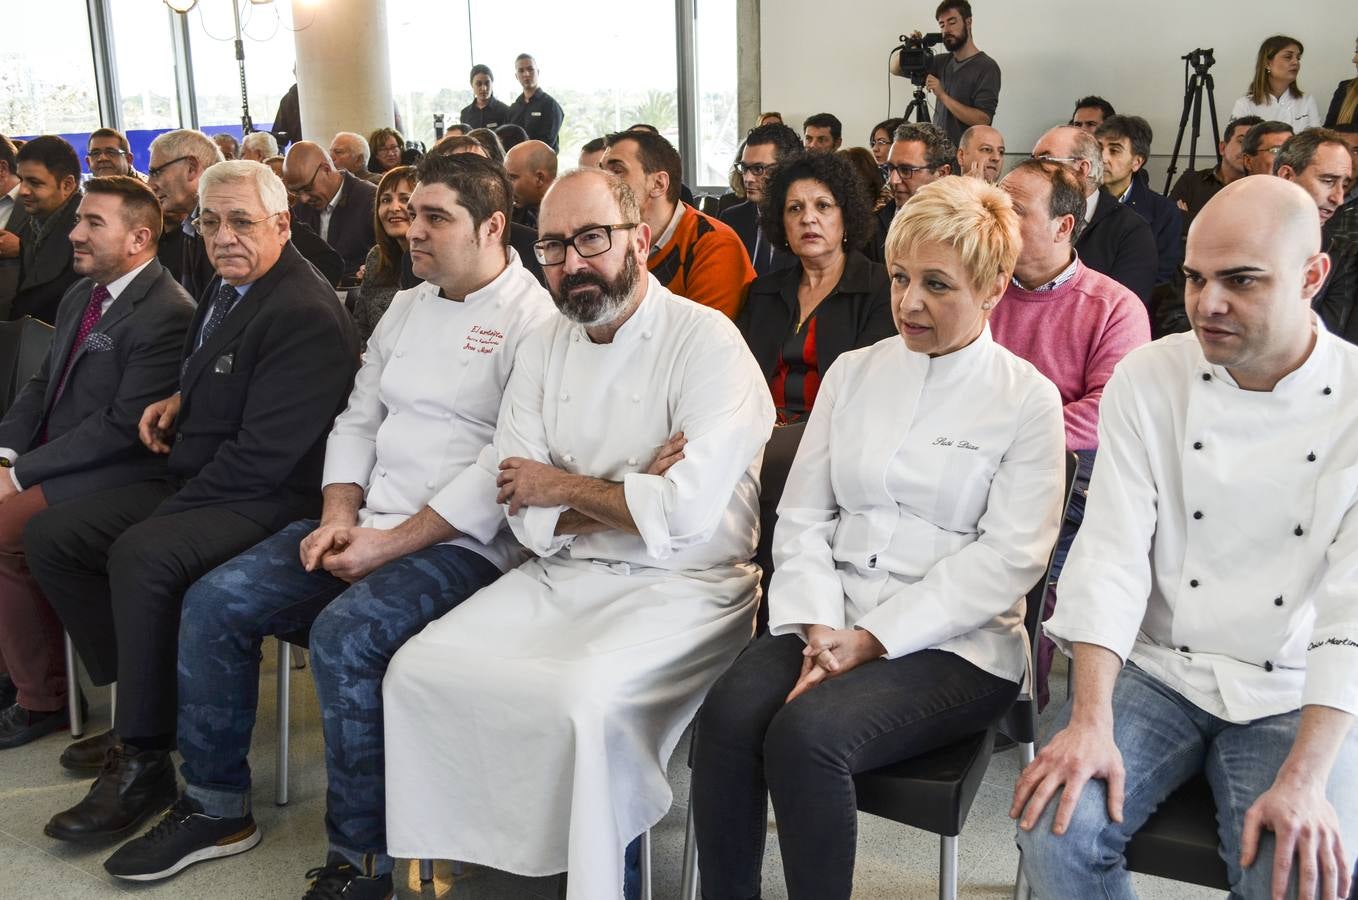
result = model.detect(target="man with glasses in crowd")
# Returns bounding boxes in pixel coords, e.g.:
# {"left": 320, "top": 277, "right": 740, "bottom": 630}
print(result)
{"left": 25, "top": 159, "right": 359, "bottom": 849}
{"left": 85, "top": 129, "right": 141, "bottom": 180}
{"left": 146, "top": 129, "right": 224, "bottom": 302}
{"left": 1170, "top": 116, "right": 1262, "bottom": 231}
{"left": 720, "top": 122, "right": 802, "bottom": 276}
{"left": 1242, "top": 120, "right": 1295, "bottom": 177}
{"left": 282, "top": 141, "right": 377, "bottom": 280}
{"left": 875, "top": 123, "right": 954, "bottom": 257}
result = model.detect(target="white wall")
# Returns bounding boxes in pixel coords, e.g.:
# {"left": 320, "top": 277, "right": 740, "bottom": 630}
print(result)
{"left": 760, "top": 1, "right": 1355, "bottom": 187}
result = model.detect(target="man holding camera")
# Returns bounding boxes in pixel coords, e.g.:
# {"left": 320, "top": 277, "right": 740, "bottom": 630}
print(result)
{"left": 918, "top": 1, "right": 1001, "bottom": 147}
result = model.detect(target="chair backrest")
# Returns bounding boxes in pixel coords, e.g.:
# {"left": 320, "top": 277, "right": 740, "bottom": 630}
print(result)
{"left": 752, "top": 421, "right": 806, "bottom": 633}
{"left": 0, "top": 316, "right": 56, "bottom": 417}
{"left": 695, "top": 195, "right": 721, "bottom": 217}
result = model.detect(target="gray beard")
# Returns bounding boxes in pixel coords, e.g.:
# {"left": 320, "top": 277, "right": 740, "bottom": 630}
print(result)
{"left": 553, "top": 251, "right": 641, "bottom": 327}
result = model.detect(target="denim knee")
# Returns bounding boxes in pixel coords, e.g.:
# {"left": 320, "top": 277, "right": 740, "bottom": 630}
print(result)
{"left": 1015, "top": 779, "right": 1127, "bottom": 890}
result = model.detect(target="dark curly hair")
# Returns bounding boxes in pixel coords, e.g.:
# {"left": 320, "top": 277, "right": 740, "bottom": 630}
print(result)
{"left": 760, "top": 151, "right": 875, "bottom": 255}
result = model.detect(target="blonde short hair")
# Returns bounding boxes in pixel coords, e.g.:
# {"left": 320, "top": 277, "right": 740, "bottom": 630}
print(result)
{"left": 883, "top": 177, "right": 1020, "bottom": 293}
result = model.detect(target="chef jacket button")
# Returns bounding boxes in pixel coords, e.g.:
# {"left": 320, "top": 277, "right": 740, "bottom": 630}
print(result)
{"left": 1193, "top": 510, "right": 1203, "bottom": 520}
{"left": 1179, "top": 645, "right": 1191, "bottom": 653}
{"left": 1275, "top": 596, "right": 1284, "bottom": 606}
{"left": 631, "top": 394, "right": 641, "bottom": 403}
{"left": 1307, "top": 452, "right": 1317, "bottom": 462}
{"left": 396, "top": 350, "right": 405, "bottom": 357}
{"left": 461, "top": 357, "right": 470, "bottom": 365}
{"left": 1201, "top": 373, "right": 1211, "bottom": 382}
{"left": 1323, "top": 386, "right": 1333, "bottom": 395}
{"left": 425, "top": 480, "right": 435, "bottom": 489}
{"left": 1193, "top": 441, "right": 1203, "bottom": 450}
{"left": 1294, "top": 525, "right": 1304, "bottom": 536}
{"left": 564, "top": 453, "right": 575, "bottom": 463}
{"left": 642, "top": 330, "right": 653, "bottom": 339}
{"left": 560, "top": 392, "right": 570, "bottom": 401}
{"left": 1189, "top": 579, "right": 1199, "bottom": 587}
{"left": 391, "top": 408, "right": 398, "bottom": 415}
{"left": 627, "top": 456, "right": 638, "bottom": 466}
{"left": 1264, "top": 661, "right": 1274, "bottom": 672}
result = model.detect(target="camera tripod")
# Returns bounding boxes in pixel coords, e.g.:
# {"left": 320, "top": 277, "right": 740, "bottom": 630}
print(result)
{"left": 902, "top": 85, "right": 932, "bottom": 123}
{"left": 1163, "top": 48, "right": 1220, "bottom": 194}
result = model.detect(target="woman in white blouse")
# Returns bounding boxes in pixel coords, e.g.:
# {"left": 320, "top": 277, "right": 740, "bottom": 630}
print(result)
{"left": 689, "top": 176, "right": 1066, "bottom": 899}
{"left": 1230, "top": 35, "right": 1321, "bottom": 131}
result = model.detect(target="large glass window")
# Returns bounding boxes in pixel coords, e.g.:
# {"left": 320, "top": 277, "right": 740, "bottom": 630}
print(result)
{"left": 0, "top": 0, "right": 101, "bottom": 137}
{"left": 386, "top": 0, "right": 474, "bottom": 149}
{"left": 694, "top": 0, "right": 738, "bottom": 189}
{"left": 185, "top": 0, "right": 297, "bottom": 135}
{"left": 109, "top": 0, "right": 182, "bottom": 133}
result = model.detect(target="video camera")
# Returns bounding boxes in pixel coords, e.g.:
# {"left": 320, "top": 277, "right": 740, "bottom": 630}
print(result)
{"left": 890, "top": 32, "right": 944, "bottom": 86}
{"left": 1183, "top": 47, "right": 1215, "bottom": 76}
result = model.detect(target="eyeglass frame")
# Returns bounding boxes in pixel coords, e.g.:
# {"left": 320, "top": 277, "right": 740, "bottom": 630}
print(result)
{"left": 289, "top": 163, "right": 332, "bottom": 202}
{"left": 734, "top": 161, "right": 778, "bottom": 177}
{"left": 1030, "top": 154, "right": 1082, "bottom": 166}
{"left": 87, "top": 147, "right": 129, "bottom": 160}
{"left": 884, "top": 162, "right": 940, "bottom": 180}
{"left": 869, "top": 137, "right": 893, "bottom": 148}
{"left": 146, "top": 155, "right": 193, "bottom": 179}
{"left": 192, "top": 211, "right": 284, "bottom": 240}
{"left": 533, "top": 223, "right": 638, "bottom": 266}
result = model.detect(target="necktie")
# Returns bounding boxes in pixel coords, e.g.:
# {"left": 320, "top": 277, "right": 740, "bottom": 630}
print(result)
{"left": 183, "top": 282, "right": 240, "bottom": 381}
{"left": 41, "top": 284, "right": 109, "bottom": 443}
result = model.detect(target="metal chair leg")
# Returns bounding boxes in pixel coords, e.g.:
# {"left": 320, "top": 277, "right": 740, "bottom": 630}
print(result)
{"left": 679, "top": 801, "right": 699, "bottom": 900}
{"left": 109, "top": 681, "right": 116, "bottom": 724}
{"left": 1020, "top": 741, "right": 1035, "bottom": 767}
{"left": 64, "top": 633, "right": 83, "bottom": 738}
{"left": 639, "top": 829, "right": 653, "bottom": 900}
{"left": 418, "top": 859, "right": 434, "bottom": 883}
{"left": 276, "top": 640, "right": 290, "bottom": 806}
{"left": 939, "top": 834, "right": 958, "bottom": 900}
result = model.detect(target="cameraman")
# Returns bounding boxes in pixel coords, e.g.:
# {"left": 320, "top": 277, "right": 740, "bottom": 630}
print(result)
{"left": 915, "top": 1, "right": 1000, "bottom": 147}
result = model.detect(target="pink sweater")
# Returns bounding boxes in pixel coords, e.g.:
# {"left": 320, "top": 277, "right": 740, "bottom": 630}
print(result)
{"left": 989, "top": 260, "right": 1150, "bottom": 451}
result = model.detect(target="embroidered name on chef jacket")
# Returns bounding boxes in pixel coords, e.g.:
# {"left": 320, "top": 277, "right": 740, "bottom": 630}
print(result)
{"left": 464, "top": 325, "right": 504, "bottom": 354}
{"left": 932, "top": 436, "right": 980, "bottom": 450}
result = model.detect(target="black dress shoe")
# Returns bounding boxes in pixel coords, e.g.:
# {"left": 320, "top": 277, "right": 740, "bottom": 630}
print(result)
{"left": 0, "top": 702, "right": 68, "bottom": 749}
{"left": 301, "top": 854, "right": 394, "bottom": 900}
{"left": 60, "top": 728, "right": 121, "bottom": 774}
{"left": 0, "top": 674, "right": 15, "bottom": 709}
{"left": 44, "top": 744, "right": 178, "bottom": 842}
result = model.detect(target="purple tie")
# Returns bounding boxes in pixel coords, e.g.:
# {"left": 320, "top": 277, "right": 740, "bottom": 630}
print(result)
{"left": 41, "top": 284, "right": 109, "bottom": 444}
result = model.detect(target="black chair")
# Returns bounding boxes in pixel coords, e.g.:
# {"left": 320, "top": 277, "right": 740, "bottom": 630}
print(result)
{"left": 1122, "top": 774, "right": 1228, "bottom": 889}
{"left": 0, "top": 316, "right": 56, "bottom": 416}
{"left": 694, "top": 195, "right": 721, "bottom": 218}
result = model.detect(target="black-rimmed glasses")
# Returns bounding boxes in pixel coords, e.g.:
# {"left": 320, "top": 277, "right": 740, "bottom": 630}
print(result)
{"left": 147, "top": 156, "right": 192, "bottom": 179}
{"left": 533, "top": 223, "right": 638, "bottom": 266}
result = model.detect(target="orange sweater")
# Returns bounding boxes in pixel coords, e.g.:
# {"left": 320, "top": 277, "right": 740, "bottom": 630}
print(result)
{"left": 648, "top": 203, "right": 755, "bottom": 319}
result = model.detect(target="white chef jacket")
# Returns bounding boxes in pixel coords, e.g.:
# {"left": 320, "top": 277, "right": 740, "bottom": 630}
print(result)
{"left": 767, "top": 327, "right": 1066, "bottom": 686}
{"left": 321, "top": 253, "right": 556, "bottom": 572}
{"left": 1047, "top": 327, "right": 1358, "bottom": 723}
{"left": 461, "top": 273, "right": 776, "bottom": 570}
{"left": 1230, "top": 92, "right": 1321, "bottom": 132}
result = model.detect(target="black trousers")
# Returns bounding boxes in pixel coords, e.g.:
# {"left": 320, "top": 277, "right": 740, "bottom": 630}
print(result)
{"left": 24, "top": 479, "right": 271, "bottom": 740}
{"left": 690, "top": 633, "right": 1018, "bottom": 900}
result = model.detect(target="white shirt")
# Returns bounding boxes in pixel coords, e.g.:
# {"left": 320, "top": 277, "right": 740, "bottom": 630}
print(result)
{"left": 0, "top": 181, "right": 19, "bottom": 230}
{"left": 767, "top": 328, "right": 1066, "bottom": 686}
{"left": 321, "top": 251, "right": 557, "bottom": 572}
{"left": 1230, "top": 91, "right": 1321, "bottom": 132}
{"left": 1084, "top": 190, "right": 1100, "bottom": 229}
{"left": 649, "top": 202, "right": 686, "bottom": 256}
{"left": 462, "top": 274, "right": 775, "bottom": 571}
{"left": 319, "top": 177, "right": 345, "bottom": 243}
{"left": 1047, "top": 327, "right": 1358, "bottom": 723}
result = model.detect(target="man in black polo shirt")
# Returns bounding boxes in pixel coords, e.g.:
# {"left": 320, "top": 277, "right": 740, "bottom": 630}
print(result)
{"left": 920, "top": 0, "right": 1001, "bottom": 147}
{"left": 507, "top": 54, "right": 564, "bottom": 153}
{"left": 1168, "top": 115, "right": 1260, "bottom": 231}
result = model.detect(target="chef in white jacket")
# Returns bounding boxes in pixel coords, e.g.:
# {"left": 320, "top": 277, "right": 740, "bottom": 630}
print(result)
{"left": 1014, "top": 177, "right": 1358, "bottom": 900}
{"left": 690, "top": 176, "right": 1066, "bottom": 899}
{"left": 382, "top": 167, "right": 774, "bottom": 900}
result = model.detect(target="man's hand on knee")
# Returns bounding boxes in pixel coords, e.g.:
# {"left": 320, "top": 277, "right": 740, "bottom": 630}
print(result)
{"left": 1241, "top": 778, "right": 1350, "bottom": 900}
{"left": 1010, "top": 720, "right": 1125, "bottom": 835}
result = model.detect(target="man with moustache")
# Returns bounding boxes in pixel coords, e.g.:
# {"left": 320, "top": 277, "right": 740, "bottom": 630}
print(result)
{"left": 921, "top": 0, "right": 1001, "bottom": 147}
{"left": 0, "top": 176, "right": 193, "bottom": 749}
{"left": 720, "top": 122, "right": 802, "bottom": 276}
{"left": 1242, "top": 120, "right": 1294, "bottom": 177}
{"left": 1170, "top": 115, "right": 1262, "bottom": 230}
{"left": 85, "top": 129, "right": 140, "bottom": 180}
{"left": 146, "top": 129, "right": 224, "bottom": 301}
{"left": 957, "top": 124, "right": 1006, "bottom": 182}
{"left": 382, "top": 167, "right": 774, "bottom": 900}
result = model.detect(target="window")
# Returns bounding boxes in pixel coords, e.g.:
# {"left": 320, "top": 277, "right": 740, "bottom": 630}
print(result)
{"left": 694, "top": 0, "right": 739, "bottom": 188}
{"left": 108, "top": 0, "right": 182, "bottom": 133}
{"left": 0, "top": 0, "right": 101, "bottom": 136}
{"left": 386, "top": 0, "right": 474, "bottom": 148}
{"left": 186, "top": 0, "right": 297, "bottom": 135}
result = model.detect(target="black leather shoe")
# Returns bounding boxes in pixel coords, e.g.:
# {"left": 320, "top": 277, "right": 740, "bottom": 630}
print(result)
{"left": 301, "top": 854, "right": 394, "bottom": 899}
{"left": 0, "top": 702, "right": 68, "bottom": 749}
{"left": 60, "top": 728, "right": 121, "bottom": 774}
{"left": 0, "top": 674, "right": 15, "bottom": 709}
{"left": 44, "top": 744, "right": 178, "bottom": 842}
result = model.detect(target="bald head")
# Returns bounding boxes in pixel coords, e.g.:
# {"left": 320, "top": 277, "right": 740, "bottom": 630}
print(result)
{"left": 282, "top": 141, "right": 343, "bottom": 209}
{"left": 1192, "top": 174, "right": 1321, "bottom": 262}
{"left": 504, "top": 140, "right": 558, "bottom": 209}
{"left": 958, "top": 125, "right": 1005, "bottom": 183}
{"left": 1033, "top": 125, "right": 1103, "bottom": 195}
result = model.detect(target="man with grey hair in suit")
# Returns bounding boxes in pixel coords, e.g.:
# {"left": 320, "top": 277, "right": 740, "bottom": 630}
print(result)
{"left": 329, "top": 131, "right": 380, "bottom": 185}
{"left": 0, "top": 175, "right": 194, "bottom": 749}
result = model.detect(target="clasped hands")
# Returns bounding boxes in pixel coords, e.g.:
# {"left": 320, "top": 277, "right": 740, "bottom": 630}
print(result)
{"left": 298, "top": 521, "right": 395, "bottom": 583}
{"left": 784, "top": 623, "right": 887, "bottom": 703}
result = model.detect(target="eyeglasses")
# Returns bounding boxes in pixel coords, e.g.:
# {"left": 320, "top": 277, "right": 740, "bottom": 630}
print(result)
{"left": 533, "top": 223, "right": 637, "bottom": 266}
{"left": 192, "top": 212, "right": 282, "bottom": 240}
{"left": 869, "top": 137, "right": 892, "bottom": 147}
{"left": 87, "top": 148, "right": 128, "bottom": 160}
{"left": 884, "top": 163, "right": 939, "bottom": 180}
{"left": 291, "top": 163, "right": 327, "bottom": 199}
{"left": 147, "top": 155, "right": 192, "bottom": 179}
{"left": 1030, "top": 154, "right": 1081, "bottom": 165}
{"left": 734, "top": 162, "right": 777, "bottom": 177}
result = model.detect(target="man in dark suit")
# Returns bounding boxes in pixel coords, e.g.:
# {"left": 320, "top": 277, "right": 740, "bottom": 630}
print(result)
{"left": 0, "top": 135, "right": 23, "bottom": 318}
{"left": 1033, "top": 125, "right": 1158, "bottom": 307}
{"left": 282, "top": 141, "right": 377, "bottom": 281}
{"left": 7, "top": 136, "right": 83, "bottom": 324}
{"left": 146, "top": 129, "right": 224, "bottom": 303}
{"left": 24, "top": 160, "right": 359, "bottom": 840}
{"left": 0, "top": 176, "right": 194, "bottom": 749}
{"left": 721, "top": 123, "right": 803, "bottom": 277}
{"left": 1095, "top": 115, "right": 1183, "bottom": 290}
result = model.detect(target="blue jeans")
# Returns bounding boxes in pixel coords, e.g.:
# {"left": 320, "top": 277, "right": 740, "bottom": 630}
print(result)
{"left": 1016, "top": 662, "right": 1358, "bottom": 899}
{"left": 177, "top": 519, "right": 502, "bottom": 876}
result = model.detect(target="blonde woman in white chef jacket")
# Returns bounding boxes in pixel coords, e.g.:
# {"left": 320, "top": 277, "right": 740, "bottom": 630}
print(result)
{"left": 690, "top": 175, "right": 1066, "bottom": 900}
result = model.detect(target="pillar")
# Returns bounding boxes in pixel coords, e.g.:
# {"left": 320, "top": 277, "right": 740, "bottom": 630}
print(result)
{"left": 291, "top": 0, "right": 394, "bottom": 146}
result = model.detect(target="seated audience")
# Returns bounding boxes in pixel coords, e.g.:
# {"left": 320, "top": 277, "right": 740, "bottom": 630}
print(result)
{"left": 878, "top": 123, "right": 954, "bottom": 254}
{"left": 240, "top": 131, "right": 278, "bottom": 163}
{"left": 1330, "top": 124, "right": 1358, "bottom": 242}
{"left": 802, "top": 113, "right": 842, "bottom": 154}
{"left": 1230, "top": 35, "right": 1321, "bottom": 131}
{"left": 495, "top": 124, "right": 529, "bottom": 152}
{"left": 603, "top": 129, "right": 755, "bottom": 318}
{"left": 578, "top": 136, "right": 607, "bottom": 170}
{"left": 367, "top": 127, "right": 404, "bottom": 174}
{"left": 212, "top": 133, "right": 239, "bottom": 161}
{"left": 1096, "top": 115, "right": 1183, "bottom": 288}
{"left": 691, "top": 175, "right": 1064, "bottom": 899}
{"left": 837, "top": 146, "right": 886, "bottom": 214}
{"left": 329, "top": 132, "right": 379, "bottom": 184}
{"left": 739, "top": 151, "right": 895, "bottom": 424}
{"left": 1242, "top": 119, "right": 1295, "bottom": 176}
{"left": 26, "top": 160, "right": 359, "bottom": 848}
{"left": 506, "top": 53, "right": 564, "bottom": 152}
{"left": 720, "top": 122, "right": 802, "bottom": 277}
{"left": 352, "top": 164, "right": 415, "bottom": 343}
{"left": 757, "top": 111, "right": 784, "bottom": 127}
{"left": 0, "top": 137, "right": 20, "bottom": 310}
{"left": 0, "top": 177, "right": 193, "bottom": 749}
{"left": 1032, "top": 125, "right": 1157, "bottom": 306}
{"left": 146, "top": 129, "right": 224, "bottom": 301}
{"left": 103, "top": 154, "right": 555, "bottom": 893}
{"left": 8, "top": 136, "right": 83, "bottom": 324}
{"left": 433, "top": 135, "right": 488, "bottom": 158}
{"left": 1014, "top": 175, "right": 1358, "bottom": 900}
{"left": 1070, "top": 95, "right": 1115, "bottom": 134}
{"left": 467, "top": 127, "right": 507, "bottom": 164}
{"left": 1169, "top": 115, "right": 1260, "bottom": 231}
{"left": 869, "top": 117, "right": 905, "bottom": 167}
{"left": 461, "top": 63, "right": 511, "bottom": 129}
{"left": 957, "top": 123, "right": 1006, "bottom": 182}
{"left": 86, "top": 129, "right": 138, "bottom": 179}
{"left": 382, "top": 167, "right": 775, "bottom": 900}
{"left": 283, "top": 141, "right": 378, "bottom": 280}
{"left": 990, "top": 159, "right": 1150, "bottom": 705}
{"left": 1323, "top": 38, "right": 1357, "bottom": 127}
{"left": 504, "top": 139, "right": 557, "bottom": 228}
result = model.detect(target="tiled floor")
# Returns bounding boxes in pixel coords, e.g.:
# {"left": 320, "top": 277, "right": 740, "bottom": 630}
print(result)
{"left": 0, "top": 646, "right": 1225, "bottom": 899}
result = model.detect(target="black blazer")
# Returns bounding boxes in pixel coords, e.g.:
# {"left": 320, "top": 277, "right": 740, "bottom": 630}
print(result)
{"left": 290, "top": 171, "right": 377, "bottom": 279}
{"left": 1125, "top": 174, "right": 1183, "bottom": 288}
{"left": 1325, "top": 80, "right": 1353, "bottom": 127}
{"left": 160, "top": 242, "right": 360, "bottom": 531}
{"left": 1076, "top": 188, "right": 1158, "bottom": 307}
{"left": 8, "top": 192, "right": 82, "bottom": 324}
{"left": 737, "top": 252, "right": 897, "bottom": 385}
{"left": 720, "top": 201, "right": 796, "bottom": 277}
{"left": 0, "top": 258, "right": 194, "bottom": 504}
{"left": 0, "top": 202, "right": 29, "bottom": 319}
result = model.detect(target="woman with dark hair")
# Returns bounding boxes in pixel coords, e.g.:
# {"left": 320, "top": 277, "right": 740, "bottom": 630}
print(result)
{"left": 494, "top": 123, "right": 529, "bottom": 151}
{"left": 368, "top": 127, "right": 405, "bottom": 174}
{"left": 1230, "top": 35, "right": 1320, "bottom": 130}
{"left": 868, "top": 116, "right": 904, "bottom": 166}
{"left": 736, "top": 152, "right": 895, "bottom": 423}
{"left": 461, "top": 64, "right": 511, "bottom": 129}
{"left": 1324, "top": 36, "right": 1358, "bottom": 127}
{"left": 352, "top": 165, "right": 415, "bottom": 342}
{"left": 466, "top": 127, "right": 506, "bottom": 164}
{"left": 837, "top": 146, "right": 888, "bottom": 212}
